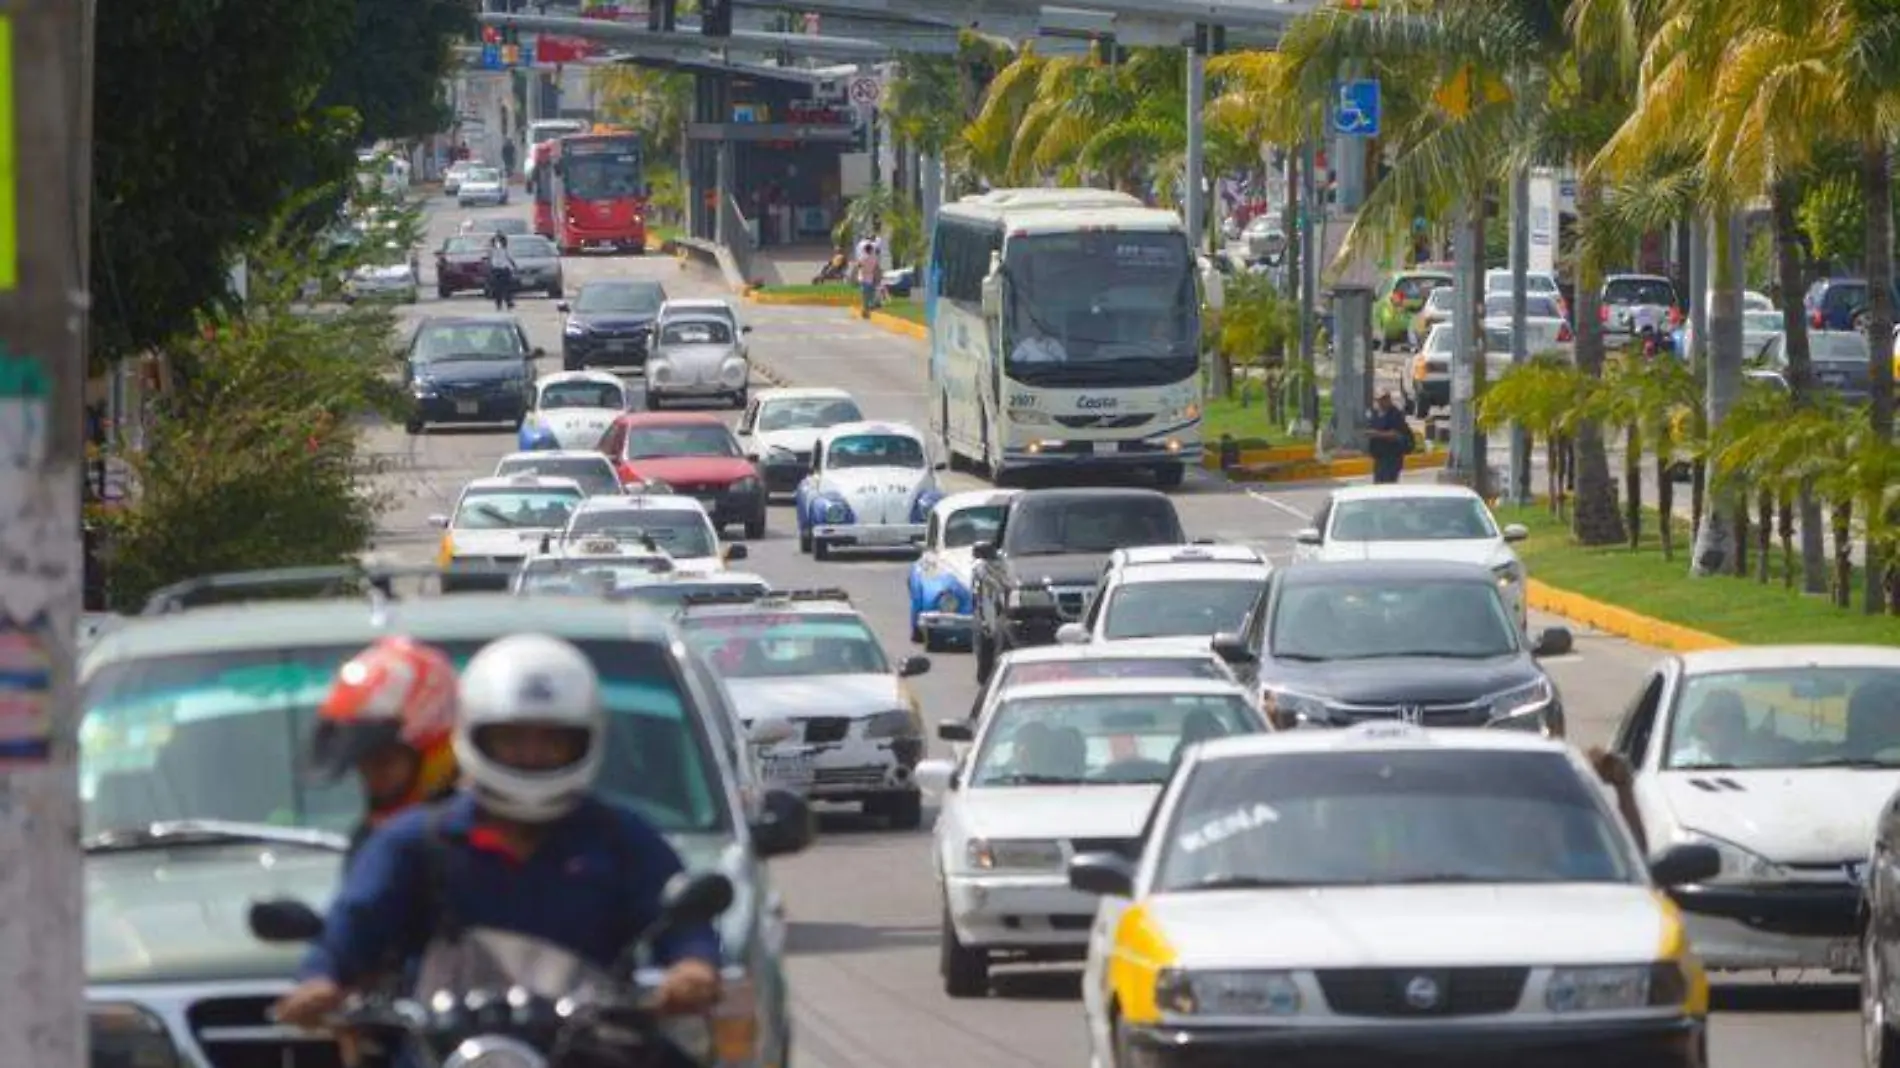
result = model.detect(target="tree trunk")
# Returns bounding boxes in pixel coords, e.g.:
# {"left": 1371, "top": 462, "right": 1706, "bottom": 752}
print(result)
{"left": 1657, "top": 450, "right": 1675, "bottom": 560}
{"left": 1732, "top": 488, "right": 1749, "bottom": 578}
{"left": 1779, "top": 494, "right": 1795, "bottom": 589}
{"left": 1691, "top": 459, "right": 1706, "bottom": 540}
{"left": 1772, "top": 178, "right": 1830, "bottom": 593}
{"left": 1691, "top": 211, "right": 1745, "bottom": 575}
{"left": 1624, "top": 424, "right": 1641, "bottom": 549}
{"left": 1756, "top": 487, "right": 1773, "bottom": 583}
{"left": 1571, "top": 177, "right": 1627, "bottom": 545}
{"left": 1548, "top": 437, "right": 1561, "bottom": 515}
{"left": 1862, "top": 140, "right": 1896, "bottom": 613}
{"left": 1834, "top": 499, "right": 1855, "bottom": 607}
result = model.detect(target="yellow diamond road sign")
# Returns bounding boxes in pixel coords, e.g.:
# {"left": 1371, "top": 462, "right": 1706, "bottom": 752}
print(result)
{"left": 0, "top": 16, "right": 13, "bottom": 291}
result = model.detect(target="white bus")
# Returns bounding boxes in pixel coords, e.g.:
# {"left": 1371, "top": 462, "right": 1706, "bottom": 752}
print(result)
{"left": 924, "top": 189, "right": 1222, "bottom": 489}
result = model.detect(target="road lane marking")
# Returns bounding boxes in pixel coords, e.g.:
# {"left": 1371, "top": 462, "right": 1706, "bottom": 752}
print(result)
{"left": 1244, "top": 487, "right": 1313, "bottom": 522}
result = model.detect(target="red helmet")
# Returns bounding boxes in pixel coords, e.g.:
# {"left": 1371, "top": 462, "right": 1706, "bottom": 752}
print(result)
{"left": 308, "top": 637, "right": 460, "bottom": 809}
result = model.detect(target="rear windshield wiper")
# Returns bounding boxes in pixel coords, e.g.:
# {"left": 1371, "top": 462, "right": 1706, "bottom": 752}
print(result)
{"left": 84, "top": 820, "right": 347, "bottom": 855}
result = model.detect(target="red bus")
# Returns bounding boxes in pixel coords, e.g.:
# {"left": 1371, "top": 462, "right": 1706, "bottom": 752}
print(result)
{"left": 547, "top": 132, "right": 648, "bottom": 254}
{"left": 530, "top": 141, "right": 557, "bottom": 238}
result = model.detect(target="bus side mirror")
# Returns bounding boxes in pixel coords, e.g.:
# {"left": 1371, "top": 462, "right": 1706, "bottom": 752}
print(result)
{"left": 980, "top": 252, "right": 1002, "bottom": 318}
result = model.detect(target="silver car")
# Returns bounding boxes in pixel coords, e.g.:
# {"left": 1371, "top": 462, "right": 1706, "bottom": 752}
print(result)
{"left": 457, "top": 165, "right": 507, "bottom": 206}
{"left": 501, "top": 234, "right": 564, "bottom": 299}
{"left": 647, "top": 314, "right": 751, "bottom": 409}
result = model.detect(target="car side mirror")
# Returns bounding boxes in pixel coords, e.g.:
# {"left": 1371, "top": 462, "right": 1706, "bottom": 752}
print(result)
{"left": 530, "top": 347, "right": 546, "bottom": 360}
{"left": 748, "top": 788, "right": 815, "bottom": 859}
{"left": 1294, "top": 528, "right": 1322, "bottom": 546}
{"left": 248, "top": 899, "right": 326, "bottom": 943}
{"left": 428, "top": 514, "right": 449, "bottom": 529}
{"left": 742, "top": 324, "right": 753, "bottom": 333}
{"left": 898, "top": 654, "right": 931, "bottom": 678}
{"left": 1068, "top": 851, "right": 1136, "bottom": 897}
{"left": 556, "top": 301, "right": 571, "bottom": 313}
{"left": 658, "top": 872, "right": 736, "bottom": 927}
{"left": 1055, "top": 623, "right": 1089, "bottom": 646}
{"left": 972, "top": 542, "right": 996, "bottom": 561}
{"left": 725, "top": 543, "right": 748, "bottom": 561}
{"left": 1648, "top": 842, "right": 1720, "bottom": 888}
{"left": 937, "top": 719, "right": 973, "bottom": 743}
{"left": 1533, "top": 626, "right": 1573, "bottom": 657}
{"left": 914, "top": 758, "right": 955, "bottom": 793}
{"left": 1502, "top": 523, "right": 1529, "bottom": 542}
{"left": 1211, "top": 632, "right": 1256, "bottom": 665}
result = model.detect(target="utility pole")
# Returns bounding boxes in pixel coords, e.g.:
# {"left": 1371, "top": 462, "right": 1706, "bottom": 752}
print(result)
{"left": 0, "top": 0, "right": 93, "bottom": 1064}
{"left": 1298, "top": 140, "right": 1320, "bottom": 431}
{"left": 1506, "top": 164, "right": 1532, "bottom": 503}
{"left": 1184, "top": 24, "right": 1206, "bottom": 254}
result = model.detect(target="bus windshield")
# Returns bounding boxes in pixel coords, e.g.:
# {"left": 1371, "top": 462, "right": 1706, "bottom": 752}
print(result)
{"left": 563, "top": 142, "right": 645, "bottom": 201}
{"left": 1002, "top": 230, "right": 1197, "bottom": 380}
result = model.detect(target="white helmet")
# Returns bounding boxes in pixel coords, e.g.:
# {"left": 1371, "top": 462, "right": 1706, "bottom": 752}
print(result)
{"left": 454, "top": 634, "right": 605, "bottom": 822}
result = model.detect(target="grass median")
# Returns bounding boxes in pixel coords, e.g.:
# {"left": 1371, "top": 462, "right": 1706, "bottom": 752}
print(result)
{"left": 1496, "top": 503, "right": 1900, "bottom": 645}
{"left": 1202, "top": 393, "right": 1333, "bottom": 450}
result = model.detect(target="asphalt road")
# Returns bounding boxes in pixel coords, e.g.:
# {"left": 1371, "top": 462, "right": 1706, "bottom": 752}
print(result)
{"left": 371, "top": 194, "right": 1859, "bottom": 1068}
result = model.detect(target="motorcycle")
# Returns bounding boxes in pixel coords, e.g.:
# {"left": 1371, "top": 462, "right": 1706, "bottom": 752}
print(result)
{"left": 810, "top": 250, "right": 848, "bottom": 284}
{"left": 248, "top": 871, "right": 735, "bottom": 1068}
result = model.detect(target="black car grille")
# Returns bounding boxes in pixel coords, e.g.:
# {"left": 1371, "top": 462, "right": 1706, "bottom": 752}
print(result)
{"left": 671, "top": 481, "right": 726, "bottom": 495}
{"left": 588, "top": 324, "right": 650, "bottom": 341}
{"left": 188, "top": 997, "right": 349, "bottom": 1068}
{"left": 1069, "top": 836, "right": 1138, "bottom": 857}
{"left": 1054, "top": 414, "right": 1155, "bottom": 430}
{"left": 1327, "top": 700, "right": 1492, "bottom": 727}
{"left": 801, "top": 717, "right": 851, "bottom": 744}
{"left": 1316, "top": 967, "right": 1528, "bottom": 1017}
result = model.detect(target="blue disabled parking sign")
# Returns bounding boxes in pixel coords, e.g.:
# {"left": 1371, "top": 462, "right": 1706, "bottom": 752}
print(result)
{"left": 1333, "top": 79, "right": 1381, "bottom": 137}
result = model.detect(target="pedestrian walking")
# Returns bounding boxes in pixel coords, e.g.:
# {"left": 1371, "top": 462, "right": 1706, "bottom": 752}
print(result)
{"left": 854, "top": 237, "right": 881, "bottom": 319}
{"left": 501, "top": 140, "right": 517, "bottom": 181}
{"left": 486, "top": 232, "right": 517, "bottom": 311}
{"left": 1365, "top": 389, "right": 1413, "bottom": 484}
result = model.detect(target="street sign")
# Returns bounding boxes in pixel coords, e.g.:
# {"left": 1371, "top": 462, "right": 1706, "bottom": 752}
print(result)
{"left": 1333, "top": 79, "right": 1380, "bottom": 137}
{"left": 519, "top": 41, "right": 535, "bottom": 66}
{"left": 481, "top": 43, "right": 501, "bottom": 70}
{"left": 848, "top": 76, "right": 882, "bottom": 107}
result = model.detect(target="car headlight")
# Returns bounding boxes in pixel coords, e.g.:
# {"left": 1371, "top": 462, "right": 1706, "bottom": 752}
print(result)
{"left": 821, "top": 499, "right": 851, "bottom": 524}
{"left": 966, "top": 837, "right": 1065, "bottom": 872}
{"left": 1262, "top": 687, "right": 1333, "bottom": 727}
{"left": 764, "top": 444, "right": 795, "bottom": 459}
{"left": 1546, "top": 963, "right": 1688, "bottom": 1012}
{"left": 731, "top": 475, "right": 762, "bottom": 495}
{"left": 1155, "top": 969, "right": 1302, "bottom": 1017}
{"left": 649, "top": 362, "right": 671, "bottom": 383}
{"left": 1682, "top": 830, "right": 1789, "bottom": 883}
{"left": 721, "top": 360, "right": 749, "bottom": 385}
{"left": 565, "top": 323, "right": 587, "bottom": 336}
{"left": 90, "top": 1001, "right": 184, "bottom": 1068}
{"left": 1487, "top": 677, "right": 1554, "bottom": 722}
{"left": 1492, "top": 560, "right": 1524, "bottom": 586}
{"left": 1006, "top": 586, "right": 1056, "bottom": 609}
{"left": 863, "top": 709, "right": 922, "bottom": 739}
{"left": 414, "top": 379, "right": 438, "bottom": 395}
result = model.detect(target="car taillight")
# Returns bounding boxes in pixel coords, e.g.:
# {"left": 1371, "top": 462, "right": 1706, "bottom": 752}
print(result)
{"left": 1412, "top": 354, "right": 1428, "bottom": 380}
{"left": 1811, "top": 309, "right": 1824, "bottom": 329}
{"left": 1598, "top": 305, "right": 1609, "bottom": 323}
{"left": 1557, "top": 322, "right": 1573, "bottom": 342}
{"left": 1391, "top": 290, "right": 1405, "bottom": 306}
{"left": 1668, "top": 307, "right": 1683, "bottom": 326}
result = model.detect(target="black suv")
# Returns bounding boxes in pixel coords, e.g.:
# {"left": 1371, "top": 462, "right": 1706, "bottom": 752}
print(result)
{"left": 969, "top": 488, "right": 1187, "bottom": 682}
{"left": 1224, "top": 559, "right": 1574, "bottom": 734}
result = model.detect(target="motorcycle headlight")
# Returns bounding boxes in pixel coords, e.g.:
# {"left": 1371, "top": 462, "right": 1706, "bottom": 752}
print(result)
{"left": 1682, "top": 831, "right": 1790, "bottom": 883}
{"left": 863, "top": 709, "right": 922, "bottom": 739}
{"left": 1155, "top": 969, "right": 1303, "bottom": 1017}
{"left": 443, "top": 1034, "right": 548, "bottom": 1068}
{"left": 89, "top": 1002, "right": 184, "bottom": 1068}
{"left": 966, "top": 837, "right": 1065, "bottom": 871}
{"left": 1006, "top": 586, "right": 1055, "bottom": 609}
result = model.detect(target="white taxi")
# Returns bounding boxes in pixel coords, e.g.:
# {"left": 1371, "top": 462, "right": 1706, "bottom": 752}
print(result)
{"left": 1610, "top": 645, "right": 1900, "bottom": 974}
{"left": 736, "top": 387, "right": 865, "bottom": 496}
{"left": 430, "top": 474, "right": 585, "bottom": 593}
{"left": 510, "top": 534, "right": 677, "bottom": 594}
{"left": 517, "top": 370, "right": 631, "bottom": 452}
{"left": 554, "top": 494, "right": 744, "bottom": 575}
{"left": 1056, "top": 543, "right": 1271, "bottom": 646}
{"left": 917, "top": 677, "right": 1267, "bottom": 997}
{"left": 794, "top": 421, "right": 945, "bottom": 560}
{"left": 1071, "top": 725, "right": 1717, "bottom": 1068}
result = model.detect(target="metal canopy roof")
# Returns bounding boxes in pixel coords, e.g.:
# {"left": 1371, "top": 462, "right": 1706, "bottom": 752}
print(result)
{"left": 603, "top": 49, "right": 838, "bottom": 86}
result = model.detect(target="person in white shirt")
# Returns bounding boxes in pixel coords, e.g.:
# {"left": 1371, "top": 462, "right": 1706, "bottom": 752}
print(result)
{"left": 486, "top": 233, "right": 517, "bottom": 311}
{"left": 853, "top": 238, "right": 881, "bottom": 319}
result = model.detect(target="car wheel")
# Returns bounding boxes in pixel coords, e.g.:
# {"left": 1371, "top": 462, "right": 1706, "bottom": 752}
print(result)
{"left": 940, "top": 905, "right": 989, "bottom": 998}
{"left": 885, "top": 790, "right": 923, "bottom": 830}
{"left": 437, "top": 286, "right": 452, "bottom": 300}
{"left": 1865, "top": 922, "right": 1900, "bottom": 1068}
{"left": 733, "top": 389, "right": 748, "bottom": 409}
{"left": 813, "top": 537, "right": 832, "bottom": 561}
{"left": 744, "top": 513, "right": 766, "bottom": 540}
{"left": 404, "top": 417, "right": 424, "bottom": 435}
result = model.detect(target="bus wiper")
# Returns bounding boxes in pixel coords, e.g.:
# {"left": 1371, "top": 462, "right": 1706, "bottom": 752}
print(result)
{"left": 83, "top": 820, "right": 348, "bottom": 855}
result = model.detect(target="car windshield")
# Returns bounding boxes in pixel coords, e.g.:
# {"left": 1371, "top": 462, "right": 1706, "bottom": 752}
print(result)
{"left": 577, "top": 284, "right": 665, "bottom": 315}
{"left": 465, "top": 168, "right": 500, "bottom": 183}
{"left": 757, "top": 397, "right": 862, "bottom": 432}
{"left": 1604, "top": 278, "right": 1676, "bottom": 305}
{"left": 452, "top": 487, "right": 581, "bottom": 529}
{"left": 827, "top": 434, "right": 925, "bottom": 470}
{"left": 1000, "top": 657, "right": 1230, "bottom": 690}
{"left": 1743, "top": 311, "right": 1783, "bottom": 332}
{"left": 1154, "top": 749, "right": 1637, "bottom": 889}
{"left": 1328, "top": 497, "right": 1498, "bottom": 541}
{"left": 625, "top": 425, "right": 740, "bottom": 459}
{"left": 1487, "top": 274, "right": 1559, "bottom": 294}
{"left": 81, "top": 639, "right": 727, "bottom": 836}
{"left": 616, "top": 580, "right": 770, "bottom": 606}
{"left": 538, "top": 381, "right": 625, "bottom": 410}
{"left": 1483, "top": 294, "right": 1563, "bottom": 318}
{"left": 1424, "top": 289, "right": 1455, "bottom": 312}
{"left": 414, "top": 323, "right": 524, "bottom": 361}
{"left": 508, "top": 237, "right": 557, "bottom": 259}
{"left": 466, "top": 218, "right": 529, "bottom": 236}
{"left": 969, "top": 693, "right": 1259, "bottom": 786}
{"left": 943, "top": 505, "right": 1007, "bottom": 549}
{"left": 515, "top": 558, "right": 673, "bottom": 594}
{"left": 679, "top": 614, "right": 889, "bottom": 678}
{"left": 444, "top": 236, "right": 490, "bottom": 255}
{"left": 1003, "top": 230, "right": 1198, "bottom": 366}
{"left": 1101, "top": 578, "right": 1265, "bottom": 641}
{"left": 1271, "top": 579, "right": 1518, "bottom": 661}
{"left": 493, "top": 457, "right": 619, "bottom": 497}
{"left": 1007, "top": 499, "right": 1183, "bottom": 555}
{"left": 566, "top": 507, "right": 715, "bottom": 558}
{"left": 1664, "top": 666, "right": 1900, "bottom": 770}
{"left": 660, "top": 320, "right": 733, "bottom": 346}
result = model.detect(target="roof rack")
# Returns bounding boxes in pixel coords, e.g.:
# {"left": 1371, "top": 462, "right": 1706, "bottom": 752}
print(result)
{"left": 139, "top": 563, "right": 514, "bottom": 616}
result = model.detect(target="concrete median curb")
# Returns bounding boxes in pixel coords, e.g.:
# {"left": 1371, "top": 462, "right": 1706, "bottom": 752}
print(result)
{"left": 1222, "top": 450, "right": 1450, "bottom": 484}
{"left": 1525, "top": 579, "right": 1734, "bottom": 652}
{"left": 743, "top": 288, "right": 858, "bottom": 306}
{"left": 862, "top": 309, "right": 928, "bottom": 340}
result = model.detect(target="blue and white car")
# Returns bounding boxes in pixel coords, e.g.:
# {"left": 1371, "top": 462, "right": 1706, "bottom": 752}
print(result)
{"left": 908, "top": 489, "right": 1018, "bottom": 651}
{"left": 517, "top": 370, "right": 631, "bottom": 451}
{"left": 794, "top": 421, "right": 945, "bottom": 561}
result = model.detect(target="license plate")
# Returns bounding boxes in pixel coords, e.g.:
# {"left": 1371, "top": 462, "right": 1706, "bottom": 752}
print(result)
{"left": 858, "top": 526, "right": 910, "bottom": 544}
{"left": 1828, "top": 937, "right": 1863, "bottom": 972}
{"left": 455, "top": 400, "right": 479, "bottom": 415}
{"left": 1092, "top": 441, "right": 1117, "bottom": 455}
{"left": 607, "top": 341, "right": 632, "bottom": 352}
{"left": 760, "top": 751, "right": 814, "bottom": 788}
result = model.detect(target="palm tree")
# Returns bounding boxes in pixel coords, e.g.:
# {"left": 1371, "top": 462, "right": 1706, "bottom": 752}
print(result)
{"left": 587, "top": 65, "right": 693, "bottom": 163}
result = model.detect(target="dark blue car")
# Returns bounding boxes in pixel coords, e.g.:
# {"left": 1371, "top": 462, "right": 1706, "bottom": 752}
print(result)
{"left": 559, "top": 280, "right": 666, "bottom": 372}
{"left": 402, "top": 314, "right": 540, "bottom": 434}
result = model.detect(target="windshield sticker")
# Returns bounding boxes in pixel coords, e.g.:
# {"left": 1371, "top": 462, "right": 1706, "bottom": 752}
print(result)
{"left": 1177, "top": 803, "right": 1280, "bottom": 854}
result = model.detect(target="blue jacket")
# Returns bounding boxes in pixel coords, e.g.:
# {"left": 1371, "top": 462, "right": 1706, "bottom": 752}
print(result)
{"left": 300, "top": 792, "right": 721, "bottom": 985}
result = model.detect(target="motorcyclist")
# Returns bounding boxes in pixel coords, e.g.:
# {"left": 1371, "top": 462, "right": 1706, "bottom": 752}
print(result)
{"left": 486, "top": 232, "right": 517, "bottom": 311}
{"left": 274, "top": 633, "right": 723, "bottom": 1032}
{"left": 308, "top": 637, "right": 463, "bottom": 862}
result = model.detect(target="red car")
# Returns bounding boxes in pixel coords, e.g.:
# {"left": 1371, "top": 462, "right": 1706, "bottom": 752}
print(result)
{"left": 597, "top": 411, "right": 767, "bottom": 538}
{"left": 434, "top": 234, "right": 494, "bottom": 298}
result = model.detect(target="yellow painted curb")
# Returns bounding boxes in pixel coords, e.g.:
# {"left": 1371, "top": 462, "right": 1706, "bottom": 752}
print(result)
{"left": 863, "top": 309, "right": 928, "bottom": 340}
{"left": 1224, "top": 451, "right": 1449, "bottom": 484}
{"left": 744, "top": 289, "right": 858, "bottom": 306}
{"left": 1525, "top": 579, "right": 1734, "bottom": 653}
{"left": 1200, "top": 444, "right": 1317, "bottom": 469}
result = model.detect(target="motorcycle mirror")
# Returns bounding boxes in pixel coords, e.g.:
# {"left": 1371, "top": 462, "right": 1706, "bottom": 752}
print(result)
{"left": 248, "top": 898, "right": 326, "bottom": 943}
{"left": 660, "top": 872, "right": 735, "bottom": 928}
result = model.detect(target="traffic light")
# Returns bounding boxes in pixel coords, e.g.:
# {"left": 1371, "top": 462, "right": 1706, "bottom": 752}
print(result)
{"left": 482, "top": 25, "right": 501, "bottom": 44}
{"left": 701, "top": 0, "right": 731, "bottom": 37}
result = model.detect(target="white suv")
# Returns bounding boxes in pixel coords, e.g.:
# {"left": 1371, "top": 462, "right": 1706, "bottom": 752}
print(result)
{"left": 1056, "top": 543, "right": 1272, "bottom": 646}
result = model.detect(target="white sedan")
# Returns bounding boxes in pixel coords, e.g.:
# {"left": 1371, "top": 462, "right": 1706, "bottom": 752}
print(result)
{"left": 737, "top": 387, "right": 865, "bottom": 496}
{"left": 1295, "top": 483, "right": 1529, "bottom": 627}
{"left": 794, "top": 421, "right": 945, "bottom": 560}
{"left": 555, "top": 493, "right": 743, "bottom": 575}
{"left": 1610, "top": 645, "right": 1900, "bottom": 974}
{"left": 917, "top": 677, "right": 1267, "bottom": 998}
{"left": 517, "top": 370, "right": 630, "bottom": 452}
